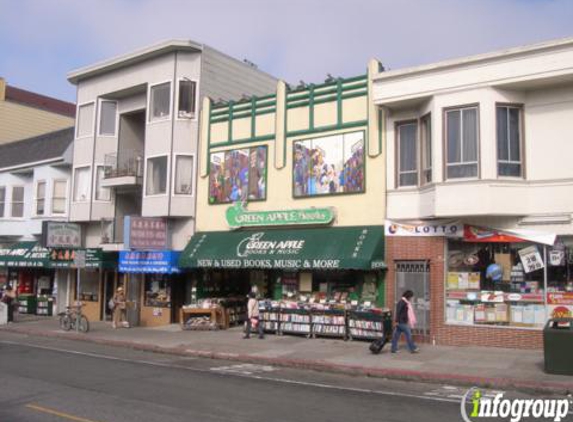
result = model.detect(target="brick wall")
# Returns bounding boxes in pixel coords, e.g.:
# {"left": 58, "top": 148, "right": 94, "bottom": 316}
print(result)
{"left": 386, "top": 236, "right": 543, "bottom": 349}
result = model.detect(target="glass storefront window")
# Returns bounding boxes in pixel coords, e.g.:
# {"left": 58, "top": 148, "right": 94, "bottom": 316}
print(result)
{"left": 144, "top": 274, "right": 171, "bottom": 308}
{"left": 445, "top": 240, "right": 546, "bottom": 329}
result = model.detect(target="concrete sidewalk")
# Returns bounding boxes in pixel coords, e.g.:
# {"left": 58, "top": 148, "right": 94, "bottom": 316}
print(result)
{"left": 1, "top": 316, "right": 571, "bottom": 394}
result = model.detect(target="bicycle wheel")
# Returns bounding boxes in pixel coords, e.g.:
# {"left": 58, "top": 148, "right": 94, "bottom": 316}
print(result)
{"left": 59, "top": 314, "right": 72, "bottom": 331}
{"left": 78, "top": 315, "right": 90, "bottom": 333}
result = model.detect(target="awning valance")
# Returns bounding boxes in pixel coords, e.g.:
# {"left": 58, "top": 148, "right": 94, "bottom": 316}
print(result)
{"left": 0, "top": 241, "right": 49, "bottom": 268}
{"left": 179, "top": 226, "right": 386, "bottom": 270}
{"left": 0, "top": 242, "right": 116, "bottom": 269}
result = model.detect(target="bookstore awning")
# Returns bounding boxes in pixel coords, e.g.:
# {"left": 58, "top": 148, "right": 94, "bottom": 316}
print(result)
{"left": 179, "top": 226, "right": 386, "bottom": 271}
{"left": 0, "top": 241, "right": 49, "bottom": 268}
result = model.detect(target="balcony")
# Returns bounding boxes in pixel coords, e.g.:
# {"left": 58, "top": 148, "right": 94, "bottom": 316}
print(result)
{"left": 101, "top": 150, "right": 143, "bottom": 188}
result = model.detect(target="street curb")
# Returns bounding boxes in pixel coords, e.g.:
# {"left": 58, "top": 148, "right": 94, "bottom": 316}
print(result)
{"left": 2, "top": 326, "right": 571, "bottom": 395}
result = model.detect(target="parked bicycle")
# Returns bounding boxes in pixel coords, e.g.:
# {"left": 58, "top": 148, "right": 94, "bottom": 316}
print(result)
{"left": 58, "top": 303, "right": 89, "bottom": 333}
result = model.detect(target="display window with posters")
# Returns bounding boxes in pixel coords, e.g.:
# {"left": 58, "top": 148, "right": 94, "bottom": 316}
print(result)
{"left": 445, "top": 234, "right": 573, "bottom": 329}
{"left": 208, "top": 146, "right": 267, "bottom": 204}
{"left": 292, "top": 131, "right": 365, "bottom": 198}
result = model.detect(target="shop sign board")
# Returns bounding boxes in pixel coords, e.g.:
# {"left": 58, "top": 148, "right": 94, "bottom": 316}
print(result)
{"left": 226, "top": 202, "right": 335, "bottom": 229}
{"left": 385, "top": 220, "right": 463, "bottom": 237}
{"left": 73, "top": 250, "right": 86, "bottom": 269}
{"left": 49, "top": 248, "right": 103, "bottom": 269}
{"left": 124, "top": 216, "right": 168, "bottom": 250}
{"left": 41, "top": 222, "right": 82, "bottom": 248}
{"left": 518, "top": 246, "right": 545, "bottom": 273}
{"left": 119, "top": 250, "right": 180, "bottom": 274}
{"left": 547, "top": 292, "right": 573, "bottom": 305}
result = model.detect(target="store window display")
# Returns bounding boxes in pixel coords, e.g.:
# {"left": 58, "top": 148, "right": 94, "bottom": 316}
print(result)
{"left": 446, "top": 240, "right": 546, "bottom": 328}
{"left": 144, "top": 275, "right": 171, "bottom": 308}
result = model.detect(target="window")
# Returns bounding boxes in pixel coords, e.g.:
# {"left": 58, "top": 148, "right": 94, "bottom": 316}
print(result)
{"left": 209, "top": 146, "right": 267, "bottom": 204}
{"left": 73, "top": 167, "right": 91, "bottom": 202}
{"left": 445, "top": 106, "right": 478, "bottom": 179}
{"left": 174, "top": 155, "right": 194, "bottom": 195}
{"left": 396, "top": 122, "right": 418, "bottom": 187}
{"left": 292, "top": 131, "right": 364, "bottom": 197}
{"left": 52, "top": 180, "right": 67, "bottom": 214}
{"left": 146, "top": 156, "right": 168, "bottom": 195}
{"left": 178, "top": 80, "right": 197, "bottom": 118}
{"left": 11, "top": 186, "right": 24, "bottom": 218}
{"left": 35, "top": 181, "right": 46, "bottom": 216}
{"left": 77, "top": 103, "right": 95, "bottom": 137}
{"left": 95, "top": 166, "right": 111, "bottom": 201}
{"left": 0, "top": 187, "right": 5, "bottom": 218}
{"left": 150, "top": 82, "right": 171, "bottom": 121}
{"left": 421, "top": 114, "right": 432, "bottom": 184}
{"left": 145, "top": 274, "right": 171, "bottom": 307}
{"left": 99, "top": 100, "right": 117, "bottom": 135}
{"left": 497, "top": 105, "right": 522, "bottom": 177}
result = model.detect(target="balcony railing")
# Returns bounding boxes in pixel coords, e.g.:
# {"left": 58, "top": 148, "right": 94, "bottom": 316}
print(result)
{"left": 104, "top": 150, "right": 144, "bottom": 179}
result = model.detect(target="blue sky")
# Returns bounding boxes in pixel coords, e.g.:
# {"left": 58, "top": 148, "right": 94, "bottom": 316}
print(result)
{"left": 1, "top": 0, "right": 573, "bottom": 103}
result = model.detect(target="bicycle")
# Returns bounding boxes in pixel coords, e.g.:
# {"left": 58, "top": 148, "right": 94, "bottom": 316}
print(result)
{"left": 58, "top": 303, "right": 90, "bottom": 333}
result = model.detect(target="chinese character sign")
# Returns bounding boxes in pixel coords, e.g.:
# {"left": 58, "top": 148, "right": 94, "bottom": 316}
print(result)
{"left": 518, "top": 246, "right": 545, "bottom": 273}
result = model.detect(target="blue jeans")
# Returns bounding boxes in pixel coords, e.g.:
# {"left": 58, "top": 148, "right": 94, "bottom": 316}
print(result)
{"left": 391, "top": 323, "right": 417, "bottom": 352}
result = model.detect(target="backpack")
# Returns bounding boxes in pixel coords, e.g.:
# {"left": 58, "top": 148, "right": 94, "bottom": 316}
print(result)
{"left": 108, "top": 298, "right": 115, "bottom": 310}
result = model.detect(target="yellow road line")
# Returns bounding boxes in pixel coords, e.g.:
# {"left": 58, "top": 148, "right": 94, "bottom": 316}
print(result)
{"left": 25, "top": 404, "right": 103, "bottom": 422}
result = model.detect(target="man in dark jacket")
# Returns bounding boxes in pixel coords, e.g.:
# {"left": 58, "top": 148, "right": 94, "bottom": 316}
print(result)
{"left": 391, "top": 290, "right": 419, "bottom": 353}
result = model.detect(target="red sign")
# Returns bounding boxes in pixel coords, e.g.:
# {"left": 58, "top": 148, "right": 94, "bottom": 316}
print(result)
{"left": 463, "top": 226, "right": 525, "bottom": 243}
{"left": 127, "top": 217, "right": 168, "bottom": 250}
{"left": 547, "top": 292, "right": 573, "bottom": 305}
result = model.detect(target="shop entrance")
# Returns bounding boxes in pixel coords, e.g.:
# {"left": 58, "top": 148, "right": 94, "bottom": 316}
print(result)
{"left": 395, "top": 261, "right": 430, "bottom": 339}
{"left": 125, "top": 273, "right": 141, "bottom": 327}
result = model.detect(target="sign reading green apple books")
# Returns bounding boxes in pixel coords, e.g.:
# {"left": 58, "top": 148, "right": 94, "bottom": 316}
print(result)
{"left": 226, "top": 202, "right": 335, "bottom": 229}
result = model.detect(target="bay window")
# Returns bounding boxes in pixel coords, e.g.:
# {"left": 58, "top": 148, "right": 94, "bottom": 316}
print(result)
{"left": 146, "top": 156, "right": 168, "bottom": 195}
{"left": 445, "top": 106, "right": 478, "bottom": 179}
{"left": 396, "top": 122, "right": 418, "bottom": 187}
{"left": 497, "top": 105, "right": 523, "bottom": 177}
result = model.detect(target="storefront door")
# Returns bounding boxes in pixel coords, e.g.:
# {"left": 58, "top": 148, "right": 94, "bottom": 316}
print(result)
{"left": 395, "top": 261, "right": 430, "bottom": 338}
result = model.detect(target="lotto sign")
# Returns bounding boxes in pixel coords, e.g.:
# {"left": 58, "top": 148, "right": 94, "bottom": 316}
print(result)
{"left": 518, "top": 246, "right": 545, "bottom": 273}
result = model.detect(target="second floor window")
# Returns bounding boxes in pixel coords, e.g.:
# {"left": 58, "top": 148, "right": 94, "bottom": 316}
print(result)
{"left": 150, "top": 82, "right": 171, "bottom": 121}
{"left": 0, "top": 186, "right": 5, "bottom": 218}
{"left": 99, "top": 100, "right": 117, "bottom": 135}
{"left": 178, "top": 80, "right": 197, "bottom": 118}
{"left": 52, "top": 180, "right": 67, "bottom": 214}
{"left": 36, "top": 181, "right": 46, "bottom": 216}
{"left": 445, "top": 106, "right": 478, "bottom": 179}
{"left": 497, "top": 105, "right": 523, "bottom": 177}
{"left": 77, "top": 103, "right": 95, "bottom": 137}
{"left": 146, "top": 156, "right": 168, "bottom": 195}
{"left": 74, "top": 167, "right": 91, "bottom": 202}
{"left": 421, "top": 114, "right": 432, "bottom": 184}
{"left": 11, "top": 186, "right": 24, "bottom": 218}
{"left": 174, "top": 155, "right": 194, "bottom": 195}
{"left": 95, "top": 166, "right": 111, "bottom": 201}
{"left": 397, "top": 122, "right": 418, "bottom": 187}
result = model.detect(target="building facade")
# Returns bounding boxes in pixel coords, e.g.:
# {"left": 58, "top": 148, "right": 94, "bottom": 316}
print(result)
{"left": 0, "top": 78, "right": 75, "bottom": 144}
{"left": 178, "top": 61, "right": 388, "bottom": 338}
{"left": 371, "top": 37, "right": 573, "bottom": 348}
{"left": 67, "top": 40, "right": 277, "bottom": 326}
{"left": 0, "top": 128, "right": 75, "bottom": 316}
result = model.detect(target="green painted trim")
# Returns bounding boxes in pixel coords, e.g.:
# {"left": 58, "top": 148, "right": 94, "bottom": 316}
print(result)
{"left": 211, "top": 108, "right": 276, "bottom": 123}
{"left": 209, "top": 135, "right": 274, "bottom": 150}
{"left": 227, "top": 101, "right": 234, "bottom": 143}
{"left": 309, "top": 84, "right": 315, "bottom": 130}
{"left": 256, "top": 99, "right": 276, "bottom": 107}
{"left": 342, "top": 74, "right": 368, "bottom": 84}
{"left": 286, "top": 120, "right": 367, "bottom": 138}
{"left": 251, "top": 97, "right": 256, "bottom": 139}
{"left": 286, "top": 83, "right": 367, "bottom": 104}
{"left": 337, "top": 78, "right": 343, "bottom": 126}
{"left": 207, "top": 101, "right": 212, "bottom": 175}
{"left": 286, "top": 91, "right": 366, "bottom": 110}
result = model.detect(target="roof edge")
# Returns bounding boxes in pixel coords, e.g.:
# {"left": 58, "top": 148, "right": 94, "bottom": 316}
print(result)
{"left": 67, "top": 39, "right": 204, "bottom": 84}
{"left": 373, "top": 36, "right": 573, "bottom": 82}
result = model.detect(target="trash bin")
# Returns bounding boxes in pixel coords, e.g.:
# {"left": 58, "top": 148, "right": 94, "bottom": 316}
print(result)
{"left": 543, "top": 318, "right": 573, "bottom": 375}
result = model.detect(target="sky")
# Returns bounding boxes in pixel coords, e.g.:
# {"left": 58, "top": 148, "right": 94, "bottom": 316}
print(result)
{"left": 1, "top": 0, "right": 573, "bottom": 103}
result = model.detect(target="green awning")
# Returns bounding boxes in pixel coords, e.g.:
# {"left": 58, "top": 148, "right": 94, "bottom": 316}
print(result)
{"left": 0, "top": 241, "right": 50, "bottom": 268}
{"left": 179, "top": 226, "right": 386, "bottom": 270}
{"left": 0, "top": 242, "right": 116, "bottom": 269}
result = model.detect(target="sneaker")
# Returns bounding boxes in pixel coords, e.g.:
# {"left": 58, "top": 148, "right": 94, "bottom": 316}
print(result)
{"left": 411, "top": 347, "right": 420, "bottom": 354}
{"left": 391, "top": 350, "right": 398, "bottom": 354}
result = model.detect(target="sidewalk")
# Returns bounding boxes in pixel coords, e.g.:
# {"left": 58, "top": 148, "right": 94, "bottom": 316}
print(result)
{"left": 2, "top": 316, "right": 571, "bottom": 395}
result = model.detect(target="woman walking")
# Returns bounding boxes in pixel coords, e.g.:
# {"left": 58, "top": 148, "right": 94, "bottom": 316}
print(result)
{"left": 391, "top": 290, "right": 420, "bottom": 354}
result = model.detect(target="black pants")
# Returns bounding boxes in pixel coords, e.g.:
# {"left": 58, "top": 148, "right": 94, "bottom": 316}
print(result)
{"left": 245, "top": 317, "right": 264, "bottom": 338}
{"left": 7, "top": 303, "right": 13, "bottom": 322}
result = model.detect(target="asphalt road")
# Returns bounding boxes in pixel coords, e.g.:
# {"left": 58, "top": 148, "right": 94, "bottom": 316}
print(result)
{"left": 0, "top": 333, "right": 514, "bottom": 422}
